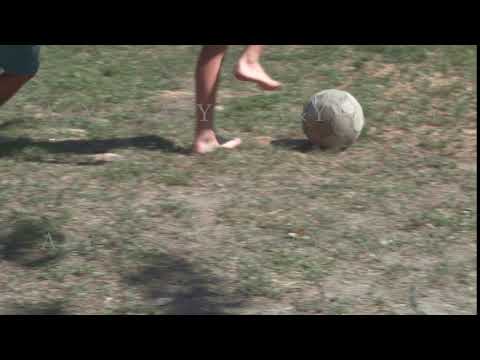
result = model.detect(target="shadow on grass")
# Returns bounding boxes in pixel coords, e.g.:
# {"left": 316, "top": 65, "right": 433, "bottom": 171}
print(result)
{"left": 271, "top": 138, "right": 315, "bottom": 153}
{"left": 0, "top": 135, "right": 190, "bottom": 160}
{"left": 5, "top": 300, "right": 68, "bottom": 315}
{"left": 271, "top": 138, "right": 353, "bottom": 154}
{"left": 122, "top": 253, "right": 243, "bottom": 315}
{"left": 0, "top": 218, "right": 66, "bottom": 268}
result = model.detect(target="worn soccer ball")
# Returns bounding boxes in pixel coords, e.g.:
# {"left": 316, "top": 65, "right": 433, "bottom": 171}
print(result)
{"left": 302, "top": 89, "right": 365, "bottom": 150}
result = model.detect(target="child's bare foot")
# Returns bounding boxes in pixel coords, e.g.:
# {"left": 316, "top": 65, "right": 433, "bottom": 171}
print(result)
{"left": 234, "top": 60, "right": 282, "bottom": 91}
{"left": 193, "top": 129, "right": 242, "bottom": 154}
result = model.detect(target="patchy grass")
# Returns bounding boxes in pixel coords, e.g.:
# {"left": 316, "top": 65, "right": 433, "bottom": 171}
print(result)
{"left": 0, "top": 45, "right": 476, "bottom": 314}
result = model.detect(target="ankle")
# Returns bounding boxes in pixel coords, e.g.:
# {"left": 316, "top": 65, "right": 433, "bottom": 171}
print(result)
{"left": 239, "top": 55, "right": 260, "bottom": 67}
{"left": 195, "top": 128, "right": 216, "bottom": 140}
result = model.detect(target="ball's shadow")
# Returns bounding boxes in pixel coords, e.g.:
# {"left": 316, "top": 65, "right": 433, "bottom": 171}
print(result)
{"left": 271, "top": 138, "right": 351, "bottom": 154}
{"left": 270, "top": 138, "right": 315, "bottom": 153}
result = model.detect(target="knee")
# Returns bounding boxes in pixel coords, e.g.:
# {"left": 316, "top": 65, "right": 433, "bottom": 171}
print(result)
{"left": 11, "top": 73, "right": 36, "bottom": 85}
{"left": 0, "top": 73, "right": 37, "bottom": 106}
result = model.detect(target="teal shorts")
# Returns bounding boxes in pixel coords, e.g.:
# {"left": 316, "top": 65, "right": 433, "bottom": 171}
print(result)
{"left": 0, "top": 45, "right": 41, "bottom": 76}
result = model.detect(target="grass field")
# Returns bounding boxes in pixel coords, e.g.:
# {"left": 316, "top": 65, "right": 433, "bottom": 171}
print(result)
{"left": 0, "top": 45, "right": 476, "bottom": 315}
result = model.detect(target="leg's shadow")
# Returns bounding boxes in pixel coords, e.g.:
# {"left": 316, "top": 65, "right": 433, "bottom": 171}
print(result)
{"left": 0, "top": 135, "right": 191, "bottom": 161}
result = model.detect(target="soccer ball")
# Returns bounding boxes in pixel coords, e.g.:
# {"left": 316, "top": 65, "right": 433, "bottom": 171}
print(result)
{"left": 302, "top": 89, "right": 365, "bottom": 150}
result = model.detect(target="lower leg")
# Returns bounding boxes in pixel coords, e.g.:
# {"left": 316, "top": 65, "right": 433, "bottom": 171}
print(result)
{"left": 0, "top": 74, "right": 34, "bottom": 106}
{"left": 234, "top": 45, "right": 281, "bottom": 91}
{"left": 194, "top": 45, "right": 241, "bottom": 154}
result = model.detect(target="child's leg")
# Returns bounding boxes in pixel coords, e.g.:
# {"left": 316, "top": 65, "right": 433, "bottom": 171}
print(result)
{"left": 234, "top": 45, "right": 281, "bottom": 91}
{"left": 193, "top": 45, "right": 241, "bottom": 154}
{"left": 0, "top": 73, "right": 34, "bottom": 106}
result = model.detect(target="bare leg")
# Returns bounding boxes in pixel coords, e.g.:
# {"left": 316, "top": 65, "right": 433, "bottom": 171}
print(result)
{"left": 0, "top": 73, "right": 34, "bottom": 106}
{"left": 234, "top": 45, "right": 281, "bottom": 91}
{"left": 193, "top": 45, "right": 242, "bottom": 154}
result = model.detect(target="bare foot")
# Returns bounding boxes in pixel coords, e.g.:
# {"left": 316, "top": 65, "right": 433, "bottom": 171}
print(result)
{"left": 193, "top": 130, "right": 242, "bottom": 154}
{"left": 234, "top": 61, "right": 282, "bottom": 91}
